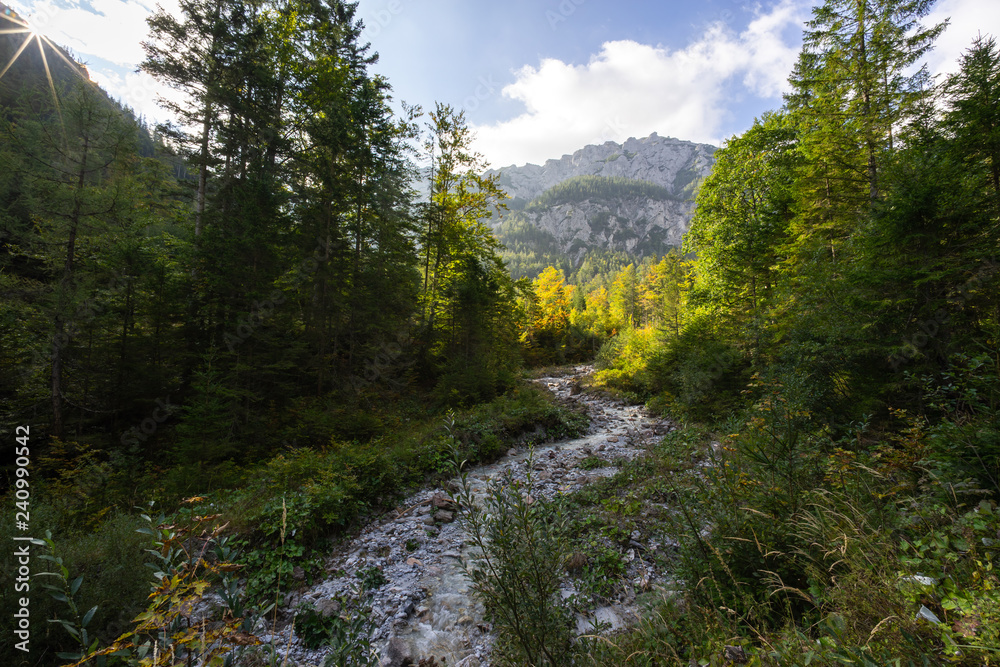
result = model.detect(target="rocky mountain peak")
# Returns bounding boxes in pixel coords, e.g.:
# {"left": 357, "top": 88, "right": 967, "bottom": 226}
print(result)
{"left": 488, "top": 133, "right": 716, "bottom": 204}
{"left": 488, "top": 133, "right": 716, "bottom": 277}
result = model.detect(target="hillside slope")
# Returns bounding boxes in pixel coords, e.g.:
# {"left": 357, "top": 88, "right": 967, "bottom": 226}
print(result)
{"left": 486, "top": 133, "right": 715, "bottom": 279}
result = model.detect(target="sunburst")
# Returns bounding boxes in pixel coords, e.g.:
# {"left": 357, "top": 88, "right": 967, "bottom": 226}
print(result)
{"left": 1, "top": 3, "right": 98, "bottom": 140}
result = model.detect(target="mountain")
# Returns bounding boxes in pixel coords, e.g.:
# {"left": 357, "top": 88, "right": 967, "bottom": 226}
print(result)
{"left": 0, "top": 2, "right": 94, "bottom": 108}
{"left": 486, "top": 133, "right": 716, "bottom": 280}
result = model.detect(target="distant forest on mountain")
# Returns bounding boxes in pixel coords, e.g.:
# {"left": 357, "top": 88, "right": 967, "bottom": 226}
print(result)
{"left": 525, "top": 175, "right": 675, "bottom": 210}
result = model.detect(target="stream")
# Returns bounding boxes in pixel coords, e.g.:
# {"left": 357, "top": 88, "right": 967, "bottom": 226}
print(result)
{"left": 262, "top": 365, "right": 675, "bottom": 667}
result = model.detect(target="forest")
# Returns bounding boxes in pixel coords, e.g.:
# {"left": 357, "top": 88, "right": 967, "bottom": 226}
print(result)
{"left": 1, "top": 0, "right": 999, "bottom": 663}
{"left": 521, "top": 1, "right": 1000, "bottom": 662}
{"left": 525, "top": 175, "right": 676, "bottom": 210}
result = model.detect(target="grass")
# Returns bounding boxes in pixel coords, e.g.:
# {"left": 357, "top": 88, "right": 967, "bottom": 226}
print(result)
{"left": 0, "top": 379, "right": 588, "bottom": 667}
{"left": 554, "top": 407, "right": 1000, "bottom": 666}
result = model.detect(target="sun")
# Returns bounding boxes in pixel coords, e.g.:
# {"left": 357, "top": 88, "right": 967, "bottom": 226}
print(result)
{"left": 1, "top": 1, "right": 97, "bottom": 136}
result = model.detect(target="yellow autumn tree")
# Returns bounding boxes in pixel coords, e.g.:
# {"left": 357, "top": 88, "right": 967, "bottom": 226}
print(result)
{"left": 533, "top": 266, "right": 571, "bottom": 332}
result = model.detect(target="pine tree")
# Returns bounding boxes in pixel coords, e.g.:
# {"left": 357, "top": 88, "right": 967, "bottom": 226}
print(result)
{"left": 786, "top": 0, "right": 945, "bottom": 219}
{"left": 944, "top": 34, "right": 1000, "bottom": 220}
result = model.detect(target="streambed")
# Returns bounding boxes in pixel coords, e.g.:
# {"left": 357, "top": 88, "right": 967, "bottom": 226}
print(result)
{"left": 264, "top": 365, "right": 675, "bottom": 667}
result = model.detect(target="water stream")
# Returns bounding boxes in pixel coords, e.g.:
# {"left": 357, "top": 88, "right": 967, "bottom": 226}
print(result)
{"left": 267, "top": 365, "right": 674, "bottom": 667}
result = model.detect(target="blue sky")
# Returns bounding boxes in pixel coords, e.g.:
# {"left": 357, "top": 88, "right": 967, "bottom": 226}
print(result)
{"left": 9, "top": 0, "right": 998, "bottom": 168}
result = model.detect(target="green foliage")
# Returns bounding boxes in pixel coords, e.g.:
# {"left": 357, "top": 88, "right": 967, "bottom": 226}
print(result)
{"left": 578, "top": 456, "right": 610, "bottom": 471}
{"left": 419, "top": 103, "right": 523, "bottom": 405}
{"left": 32, "top": 532, "right": 101, "bottom": 663}
{"left": 453, "top": 452, "right": 575, "bottom": 667}
{"left": 294, "top": 603, "right": 338, "bottom": 649}
{"left": 594, "top": 327, "right": 656, "bottom": 398}
{"left": 526, "top": 175, "right": 676, "bottom": 210}
{"left": 451, "top": 383, "right": 588, "bottom": 461}
{"left": 575, "top": 538, "right": 627, "bottom": 599}
{"left": 357, "top": 565, "right": 388, "bottom": 593}
{"left": 54, "top": 507, "right": 264, "bottom": 667}
{"left": 319, "top": 598, "right": 378, "bottom": 667}
{"left": 684, "top": 112, "right": 796, "bottom": 321}
{"left": 224, "top": 442, "right": 401, "bottom": 602}
{"left": 0, "top": 510, "right": 156, "bottom": 664}
{"left": 294, "top": 597, "right": 377, "bottom": 661}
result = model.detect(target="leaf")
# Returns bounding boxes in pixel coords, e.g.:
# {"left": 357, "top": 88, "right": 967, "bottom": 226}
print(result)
{"left": 70, "top": 575, "right": 83, "bottom": 595}
{"left": 81, "top": 605, "right": 97, "bottom": 628}
{"left": 50, "top": 619, "right": 80, "bottom": 638}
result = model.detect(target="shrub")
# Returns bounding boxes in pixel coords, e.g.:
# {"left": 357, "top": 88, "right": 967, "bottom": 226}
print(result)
{"left": 453, "top": 453, "right": 575, "bottom": 666}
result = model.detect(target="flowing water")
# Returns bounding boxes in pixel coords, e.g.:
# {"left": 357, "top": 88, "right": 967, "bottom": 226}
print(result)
{"left": 265, "top": 365, "right": 674, "bottom": 667}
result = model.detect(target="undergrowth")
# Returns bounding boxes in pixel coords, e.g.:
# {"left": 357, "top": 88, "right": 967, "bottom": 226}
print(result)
{"left": 0, "top": 379, "right": 586, "bottom": 667}
{"left": 574, "top": 355, "right": 1000, "bottom": 665}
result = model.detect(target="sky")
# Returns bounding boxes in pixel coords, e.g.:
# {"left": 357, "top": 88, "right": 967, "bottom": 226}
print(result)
{"left": 8, "top": 0, "right": 999, "bottom": 169}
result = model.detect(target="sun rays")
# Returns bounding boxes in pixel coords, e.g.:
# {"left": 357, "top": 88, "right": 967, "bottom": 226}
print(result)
{"left": 1, "top": 4, "right": 98, "bottom": 141}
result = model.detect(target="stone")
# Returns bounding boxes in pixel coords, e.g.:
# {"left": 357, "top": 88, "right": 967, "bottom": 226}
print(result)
{"left": 380, "top": 637, "right": 413, "bottom": 667}
{"left": 607, "top": 436, "right": 619, "bottom": 443}
{"left": 292, "top": 566, "right": 306, "bottom": 581}
{"left": 507, "top": 447, "right": 517, "bottom": 457}
{"left": 406, "top": 557, "right": 422, "bottom": 566}
{"left": 431, "top": 494, "right": 458, "bottom": 512}
{"left": 316, "top": 597, "right": 341, "bottom": 617}
{"left": 483, "top": 134, "right": 714, "bottom": 256}
{"left": 433, "top": 510, "right": 455, "bottom": 523}
{"left": 724, "top": 645, "right": 748, "bottom": 665}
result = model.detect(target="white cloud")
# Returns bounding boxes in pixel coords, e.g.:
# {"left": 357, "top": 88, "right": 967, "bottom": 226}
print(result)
{"left": 472, "top": 0, "right": 809, "bottom": 168}
{"left": 18, "top": 0, "right": 183, "bottom": 123}
{"left": 24, "top": 0, "right": 161, "bottom": 67}
{"left": 925, "top": 0, "right": 1000, "bottom": 80}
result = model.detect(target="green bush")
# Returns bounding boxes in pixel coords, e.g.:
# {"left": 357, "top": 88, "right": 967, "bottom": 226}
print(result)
{"left": 454, "top": 457, "right": 575, "bottom": 667}
{"left": 0, "top": 509, "right": 155, "bottom": 666}
{"left": 645, "top": 314, "right": 747, "bottom": 419}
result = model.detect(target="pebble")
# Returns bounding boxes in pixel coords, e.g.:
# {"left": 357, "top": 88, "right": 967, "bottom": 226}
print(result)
{"left": 260, "top": 365, "right": 675, "bottom": 667}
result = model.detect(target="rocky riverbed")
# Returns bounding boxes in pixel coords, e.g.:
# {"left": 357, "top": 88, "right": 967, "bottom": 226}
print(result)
{"left": 262, "top": 365, "right": 674, "bottom": 667}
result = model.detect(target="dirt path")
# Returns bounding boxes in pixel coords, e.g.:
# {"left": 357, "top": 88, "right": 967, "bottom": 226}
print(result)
{"left": 268, "top": 365, "right": 673, "bottom": 667}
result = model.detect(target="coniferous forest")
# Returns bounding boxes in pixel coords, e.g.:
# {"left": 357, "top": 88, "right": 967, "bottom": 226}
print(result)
{"left": 1, "top": 0, "right": 999, "bottom": 664}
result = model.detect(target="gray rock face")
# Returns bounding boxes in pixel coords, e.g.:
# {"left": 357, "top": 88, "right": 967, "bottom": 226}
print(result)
{"left": 485, "top": 133, "right": 715, "bottom": 261}
{"left": 488, "top": 133, "right": 716, "bottom": 202}
{"left": 520, "top": 198, "right": 693, "bottom": 257}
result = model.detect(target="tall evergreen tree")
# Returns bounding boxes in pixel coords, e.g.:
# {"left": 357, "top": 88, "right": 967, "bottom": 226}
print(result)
{"left": 786, "top": 0, "right": 945, "bottom": 223}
